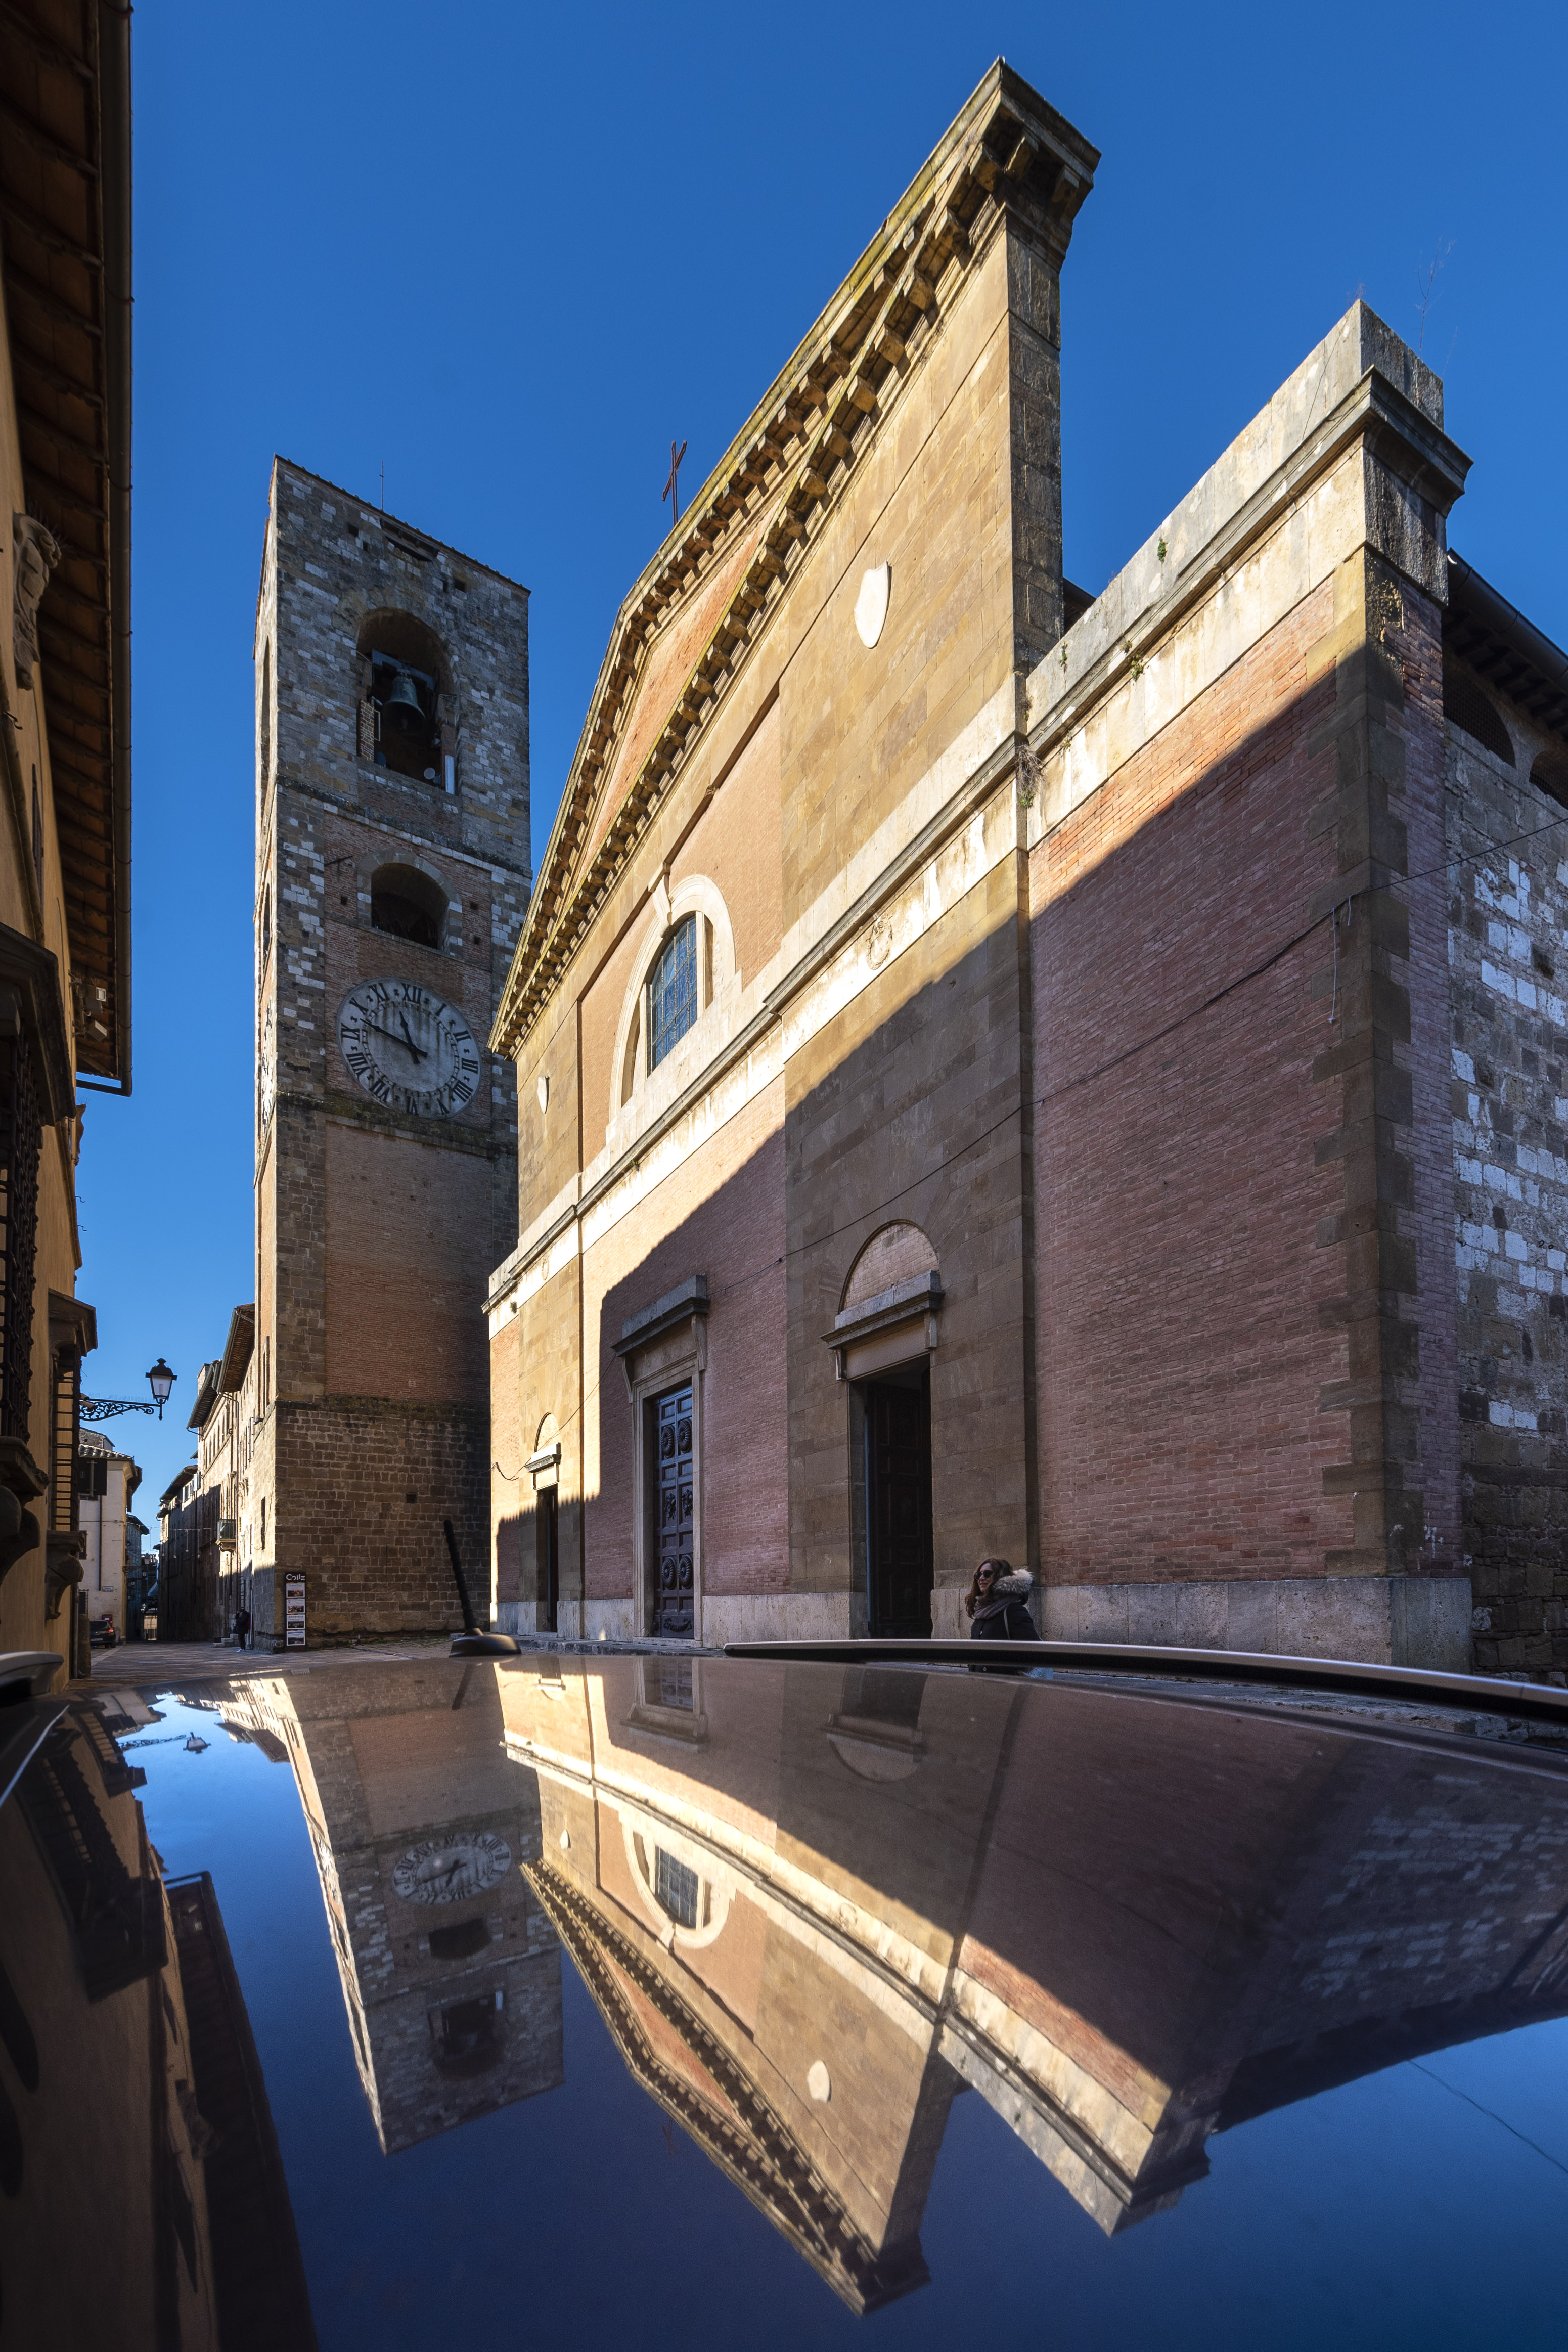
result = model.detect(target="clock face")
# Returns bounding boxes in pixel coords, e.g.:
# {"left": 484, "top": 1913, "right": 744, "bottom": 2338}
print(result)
{"left": 338, "top": 979, "right": 482, "bottom": 1118}
{"left": 391, "top": 1833, "right": 512, "bottom": 1906}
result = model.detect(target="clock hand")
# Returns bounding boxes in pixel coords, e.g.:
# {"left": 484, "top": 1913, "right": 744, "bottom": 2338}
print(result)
{"left": 365, "top": 1020, "right": 427, "bottom": 1062}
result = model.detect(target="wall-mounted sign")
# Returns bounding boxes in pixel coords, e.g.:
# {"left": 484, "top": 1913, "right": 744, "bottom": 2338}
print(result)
{"left": 284, "top": 1571, "right": 306, "bottom": 1649}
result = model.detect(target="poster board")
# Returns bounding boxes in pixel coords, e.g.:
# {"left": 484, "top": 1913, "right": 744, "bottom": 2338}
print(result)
{"left": 284, "top": 1571, "right": 306, "bottom": 1649}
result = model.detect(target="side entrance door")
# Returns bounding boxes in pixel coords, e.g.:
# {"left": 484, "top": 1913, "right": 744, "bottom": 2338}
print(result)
{"left": 864, "top": 1370, "right": 933, "bottom": 1636}
{"left": 536, "top": 1487, "right": 559, "bottom": 1633}
{"left": 650, "top": 1382, "right": 694, "bottom": 1638}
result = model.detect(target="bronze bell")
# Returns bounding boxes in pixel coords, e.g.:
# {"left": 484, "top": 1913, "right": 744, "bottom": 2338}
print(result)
{"left": 382, "top": 667, "right": 425, "bottom": 735}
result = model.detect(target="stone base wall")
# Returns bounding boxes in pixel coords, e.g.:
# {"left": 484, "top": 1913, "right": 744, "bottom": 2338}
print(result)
{"left": 259, "top": 1397, "right": 489, "bottom": 1642}
{"left": 1041, "top": 1574, "right": 1472, "bottom": 1670}
{"left": 501, "top": 1576, "right": 1468, "bottom": 1668}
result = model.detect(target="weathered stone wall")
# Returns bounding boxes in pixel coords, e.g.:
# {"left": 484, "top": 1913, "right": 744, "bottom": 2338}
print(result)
{"left": 267, "top": 1397, "right": 489, "bottom": 1640}
{"left": 1445, "top": 659, "right": 1568, "bottom": 1679}
{"left": 255, "top": 460, "right": 528, "bottom": 1640}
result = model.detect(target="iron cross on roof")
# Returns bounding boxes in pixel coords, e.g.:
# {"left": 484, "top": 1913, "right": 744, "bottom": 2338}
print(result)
{"left": 661, "top": 437, "right": 688, "bottom": 529}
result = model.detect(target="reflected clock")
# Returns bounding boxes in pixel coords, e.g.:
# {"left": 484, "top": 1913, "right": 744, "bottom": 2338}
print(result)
{"left": 337, "top": 979, "right": 482, "bottom": 1118}
{"left": 391, "top": 1833, "right": 512, "bottom": 1905}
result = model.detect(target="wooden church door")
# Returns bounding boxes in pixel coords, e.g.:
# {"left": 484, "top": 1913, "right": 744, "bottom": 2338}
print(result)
{"left": 864, "top": 1371, "right": 933, "bottom": 1636}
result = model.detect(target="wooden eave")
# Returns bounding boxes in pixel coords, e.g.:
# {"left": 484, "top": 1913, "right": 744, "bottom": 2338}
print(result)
{"left": 1445, "top": 553, "right": 1568, "bottom": 746}
{"left": 491, "top": 61, "right": 1098, "bottom": 1059}
{"left": 1, "top": 0, "right": 133, "bottom": 1088}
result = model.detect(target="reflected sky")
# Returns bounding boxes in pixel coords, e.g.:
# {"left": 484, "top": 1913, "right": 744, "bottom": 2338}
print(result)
{"left": 12, "top": 1662, "right": 1568, "bottom": 2351}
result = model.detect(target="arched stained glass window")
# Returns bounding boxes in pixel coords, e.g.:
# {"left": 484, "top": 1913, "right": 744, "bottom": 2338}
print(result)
{"left": 648, "top": 916, "right": 697, "bottom": 1072}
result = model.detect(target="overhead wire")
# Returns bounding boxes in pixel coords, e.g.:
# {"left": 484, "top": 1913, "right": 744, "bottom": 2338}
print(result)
{"left": 491, "top": 776, "right": 1568, "bottom": 1473}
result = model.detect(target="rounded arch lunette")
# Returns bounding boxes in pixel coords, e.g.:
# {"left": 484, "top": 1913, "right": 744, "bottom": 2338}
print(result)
{"left": 609, "top": 874, "right": 737, "bottom": 1125}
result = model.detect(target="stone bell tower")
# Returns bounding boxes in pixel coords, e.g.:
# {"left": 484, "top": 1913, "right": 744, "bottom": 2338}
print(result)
{"left": 248, "top": 460, "right": 529, "bottom": 1646}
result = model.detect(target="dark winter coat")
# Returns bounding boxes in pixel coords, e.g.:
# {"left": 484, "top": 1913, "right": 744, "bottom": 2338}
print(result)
{"left": 968, "top": 1569, "right": 1037, "bottom": 1642}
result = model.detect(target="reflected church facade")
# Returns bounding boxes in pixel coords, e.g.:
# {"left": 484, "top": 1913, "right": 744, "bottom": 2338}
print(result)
{"left": 497, "top": 1657, "right": 1568, "bottom": 2297}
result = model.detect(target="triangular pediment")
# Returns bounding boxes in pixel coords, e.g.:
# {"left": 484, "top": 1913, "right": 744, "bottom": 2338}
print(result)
{"left": 493, "top": 61, "right": 1098, "bottom": 1056}
{"left": 525, "top": 1858, "right": 926, "bottom": 2313}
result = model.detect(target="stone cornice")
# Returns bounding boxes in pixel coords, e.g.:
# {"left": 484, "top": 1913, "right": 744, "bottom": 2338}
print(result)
{"left": 1025, "top": 352, "right": 1472, "bottom": 767}
{"left": 492, "top": 63, "right": 1097, "bottom": 1060}
{"left": 274, "top": 772, "right": 532, "bottom": 881}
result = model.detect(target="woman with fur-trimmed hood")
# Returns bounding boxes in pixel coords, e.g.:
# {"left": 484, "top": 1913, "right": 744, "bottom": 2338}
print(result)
{"left": 964, "top": 1558, "right": 1036, "bottom": 1641}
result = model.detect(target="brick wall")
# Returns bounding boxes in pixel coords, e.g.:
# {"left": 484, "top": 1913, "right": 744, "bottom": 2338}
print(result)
{"left": 324, "top": 1124, "right": 492, "bottom": 1405}
{"left": 1032, "top": 584, "right": 1349, "bottom": 1581}
{"left": 273, "top": 1398, "right": 488, "bottom": 1639}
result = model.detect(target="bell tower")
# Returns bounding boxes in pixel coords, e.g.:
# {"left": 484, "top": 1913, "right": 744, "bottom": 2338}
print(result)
{"left": 249, "top": 460, "right": 529, "bottom": 1646}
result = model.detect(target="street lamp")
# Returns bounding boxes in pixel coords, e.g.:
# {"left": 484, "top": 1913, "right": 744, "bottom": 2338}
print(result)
{"left": 80, "top": 1357, "right": 179, "bottom": 1424}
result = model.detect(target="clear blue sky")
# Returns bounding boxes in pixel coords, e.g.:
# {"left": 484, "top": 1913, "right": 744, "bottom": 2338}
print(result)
{"left": 82, "top": 0, "right": 1567, "bottom": 1509}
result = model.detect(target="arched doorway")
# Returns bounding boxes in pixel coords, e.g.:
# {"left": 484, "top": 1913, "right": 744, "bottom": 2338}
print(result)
{"left": 840, "top": 1225, "right": 937, "bottom": 1637}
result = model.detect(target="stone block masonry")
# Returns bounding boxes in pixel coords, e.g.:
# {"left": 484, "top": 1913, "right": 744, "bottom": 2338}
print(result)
{"left": 253, "top": 1400, "right": 490, "bottom": 1641}
{"left": 251, "top": 459, "right": 529, "bottom": 1643}
{"left": 1446, "top": 668, "right": 1568, "bottom": 1678}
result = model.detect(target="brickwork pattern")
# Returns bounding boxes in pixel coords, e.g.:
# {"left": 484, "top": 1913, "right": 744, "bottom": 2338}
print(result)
{"left": 1032, "top": 582, "right": 1349, "bottom": 1581}
{"left": 585, "top": 1090, "right": 788, "bottom": 1611}
{"left": 275, "top": 1399, "right": 490, "bottom": 1638}
{"left": 788, "top": 858, "right": 1035, "bottom": 1614}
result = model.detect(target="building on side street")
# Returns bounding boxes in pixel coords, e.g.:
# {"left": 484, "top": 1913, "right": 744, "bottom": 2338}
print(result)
{"left": 486, "top": 60, "right": 1568, "bottom": 1678}
{"left": 77, "top": 1425, "right": 142, "bottom": 1636}
{"left": 0, "top": 6, "right": 136, "bottom": 1684}
{"left": 156, "top": 1459, "right": 206, "bottom": 1644}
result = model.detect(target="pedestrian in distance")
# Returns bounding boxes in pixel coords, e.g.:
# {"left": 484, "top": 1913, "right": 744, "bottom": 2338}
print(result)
{"left": 964, "top": 1559, "right": 1037, "bottom": 1642}
{"left": 234, "top": 1605, "right": 251, "bottom": 1651}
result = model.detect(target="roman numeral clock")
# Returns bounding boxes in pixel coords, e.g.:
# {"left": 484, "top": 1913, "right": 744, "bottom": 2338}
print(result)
{"left": 338, "top": 980, "right": 483, "bottom": 1119}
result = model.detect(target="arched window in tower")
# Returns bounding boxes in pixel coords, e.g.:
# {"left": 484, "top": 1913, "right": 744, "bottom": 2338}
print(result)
{"left": 370, "top": 863, "right": 447, "bottom": 950}
{"left": 355, "top": 612, "right": 451, "bottom": 788}
{"left": 648, "top": 917, "right": 698, "bottom": 1072}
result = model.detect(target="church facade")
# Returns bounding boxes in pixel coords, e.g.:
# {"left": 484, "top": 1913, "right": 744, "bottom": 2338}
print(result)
{"left": 487, "top": 62, "right": 1568, "bottom": 1676}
